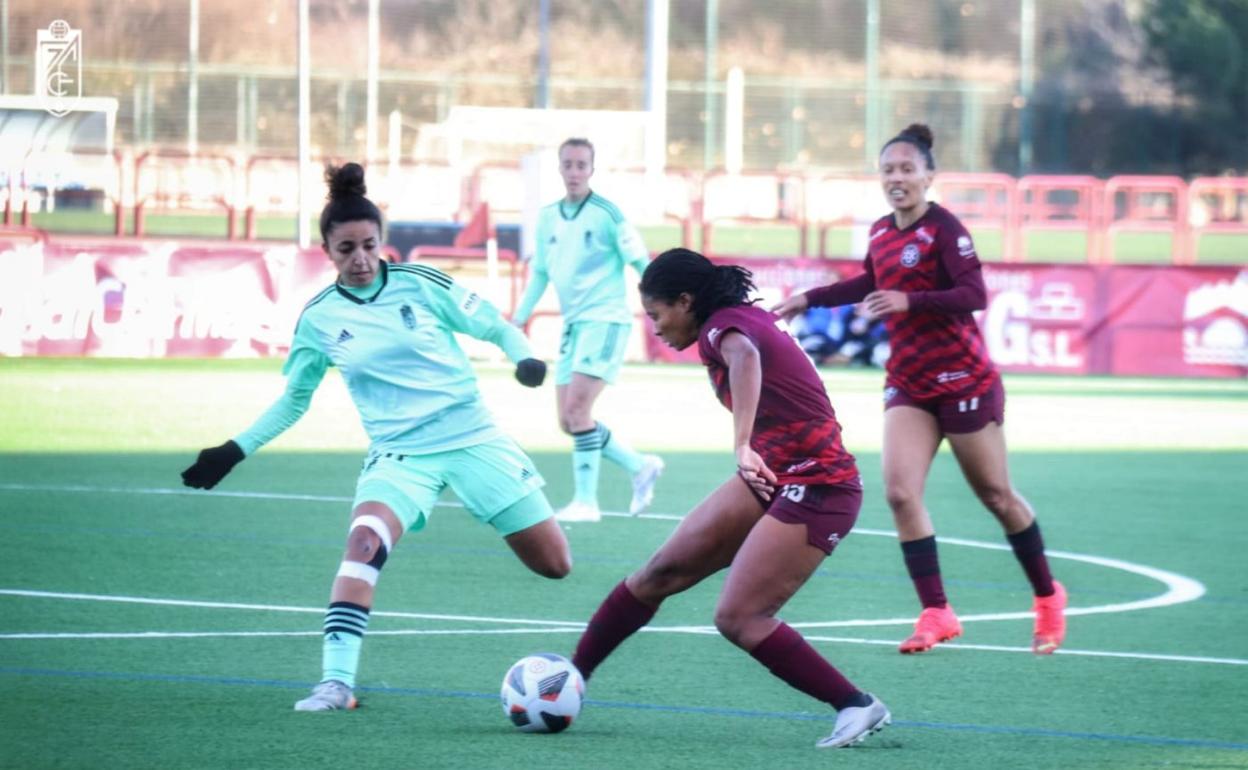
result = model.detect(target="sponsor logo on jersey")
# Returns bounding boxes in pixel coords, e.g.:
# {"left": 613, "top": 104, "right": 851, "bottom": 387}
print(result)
{"left": 957, "top": 235, "right": 976, "bottom": 257}
{"left": 459, "top": 292, "right": 481, "bottom": 316}
{"left": 936, "top": 370, "right": 969, "bottom": 383}
{"left": 786, "top": 459, "right": 817, "bottom": 473}
{"left": 337, "top": 328, "right": 354, "bottom": 343}
{"left": 915, "top": 226, "right": 934, "bottom": 245}
{"left": 399, "top": 304, "right": 417, "bottom": 329}
{"left": 869, "top": 226, "right": 889, "bottom": 242}
{"left": 900, "top": 243, "right": 921, "bottom": 267}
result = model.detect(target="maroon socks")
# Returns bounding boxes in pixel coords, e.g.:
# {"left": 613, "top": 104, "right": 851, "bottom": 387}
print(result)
{"left": 572, "top": 580, "right": 658, "bottom": 681}
{"left": 748, "top": 622, "right": 862, "bottom": 710}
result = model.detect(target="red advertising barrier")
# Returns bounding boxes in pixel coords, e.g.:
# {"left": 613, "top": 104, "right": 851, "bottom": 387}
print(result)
{"left": 640, "top": 256, "right": 1246, "bottom": 377}
{"left": 2, "top": 235, "right": 1244, "bottom": 377}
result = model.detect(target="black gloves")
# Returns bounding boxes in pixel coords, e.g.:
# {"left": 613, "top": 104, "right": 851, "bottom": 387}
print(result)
{"left": 514, "top": 358, "right": 547, "bottom": 388}
{"left": 181, "top": 440, "right": 245, "bottom": 490}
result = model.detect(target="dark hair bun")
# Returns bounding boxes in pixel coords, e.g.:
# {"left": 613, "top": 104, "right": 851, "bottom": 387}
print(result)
{"left": 900, "top": 124, "right": 934, "bottom": 151}
{"left": 325, "top": 162, "right": 367, "bottom": 200}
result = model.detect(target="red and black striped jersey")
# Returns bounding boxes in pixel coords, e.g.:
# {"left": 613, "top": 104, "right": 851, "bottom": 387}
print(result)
{"left": 866, "top": 203, "right": 996, "bottom": 400}
{"left": 698, "top": 304, "right": 859, "bottom": 486}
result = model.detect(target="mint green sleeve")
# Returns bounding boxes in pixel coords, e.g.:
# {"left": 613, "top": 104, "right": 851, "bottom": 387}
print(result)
{"left": 424, "top": 278, "right": 535, "bottom": 364}
{"left": 614, "top": 216, "right": 650, "bottom": 277}
{"left": 510, "top": 217, "right": 550, "bottom": 325}
{"left": 232, "top": 320, "right": 330, "bottom": 455}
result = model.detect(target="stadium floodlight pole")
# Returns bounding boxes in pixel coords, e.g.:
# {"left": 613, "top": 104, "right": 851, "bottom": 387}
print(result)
{"left": 297, "top": 0, "right": 311, "bottom": 249}
{"left": 864, "top": 0, "right": 880, "bottom": 171}
{"left": 536, "top": 0, "right": 550, "bottom": 108}
{"left": 1019, "top": 0, "right": 1036, "bottom": 174}
{"left": 703, "top": 0, "right": 718, "bottom": 171}
{"left": 644, "top": 0, "right": 669, "bottom": 219}
{"left": 188, "top": 0, "right": 199, "bottom": 154}
{"left": 366, "top": 0, "right": 379, "bottom": 164}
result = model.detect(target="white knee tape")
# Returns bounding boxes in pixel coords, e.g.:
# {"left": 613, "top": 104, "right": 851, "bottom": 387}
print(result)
{"left": 336, "top": 561, "right": 380, "bottom": 586}
{"left": 349, "top": 514, "right": 393, "bottom": 554}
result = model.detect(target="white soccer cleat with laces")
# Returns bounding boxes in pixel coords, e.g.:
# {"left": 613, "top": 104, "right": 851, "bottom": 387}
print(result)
{"left": 629, "top": 455, "right": 665, "bottom": 515}
{"left": 555, "top": 500, "right": 602, "bottom": 523}
{"left": 815, "top": 694, "right": 891, "bottom": 749}
{"left": 294, "top": 680, "right": 358, "bottom": 711}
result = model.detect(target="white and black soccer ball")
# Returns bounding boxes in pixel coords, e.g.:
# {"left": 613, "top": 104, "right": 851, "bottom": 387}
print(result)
{"left": 500, "top": 653, "right": 584, "bottom": 733}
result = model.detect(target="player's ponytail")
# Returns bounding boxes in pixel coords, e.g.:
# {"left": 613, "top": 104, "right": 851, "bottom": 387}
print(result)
{"left": 881, "top": 123, "right": 936, "bottom": 170}
{"left": 641, "top": 248, "right": 756, "bottom": 325}
{"left": 319, "top": 162, "right": 384, "bottom": 242}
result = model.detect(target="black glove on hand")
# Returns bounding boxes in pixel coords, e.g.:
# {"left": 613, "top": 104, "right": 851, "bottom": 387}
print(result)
{"left": 181, "top": 440, "right": 245, "bottom": 490}
{"left": 514, "top": 358, "right": 547, "bottom": 388}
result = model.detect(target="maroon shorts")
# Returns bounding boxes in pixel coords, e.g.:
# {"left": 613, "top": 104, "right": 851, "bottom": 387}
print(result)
{"left": 884, "top": 376, "right": 1005, "bottom": 435}
{"left": 739, "top": 475, "right": 862, "bottom": 555}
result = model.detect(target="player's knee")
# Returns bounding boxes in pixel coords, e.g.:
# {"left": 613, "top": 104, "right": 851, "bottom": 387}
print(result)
{"left": 339, "top": 515, "right": 393, "bottom": 586}
{"left": 712, "top": 605, "right": 749, "bottom": 645}
{"left": 634, "top": 555, "right": 691, "bottom": 600}
{"left": 884, "top": 483, "right": 922, "bottom": 514}
{"left": 533, "top": 549, "right": 572, "bottom": 580}
{"left": 975, "top": 484, "right": 1012, "bottom": 516}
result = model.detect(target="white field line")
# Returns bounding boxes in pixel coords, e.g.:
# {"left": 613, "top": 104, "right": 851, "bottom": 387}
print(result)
{"left": 0, "top": 482, "right": 1215, "bottom": 664}
{"left": 0, "top": 605, "right": 1242, "bottom": 666}
{"left": 0, "top": 482, "right": 1207, "bottom": 626}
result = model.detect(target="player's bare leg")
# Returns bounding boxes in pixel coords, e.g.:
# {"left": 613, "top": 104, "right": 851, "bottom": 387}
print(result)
{"left": 716, "top": 513, "right": 889, "bottom": 748}
{"left": 296, "top": 502, "right": 404, "bottom": 711}
{"left": 883, "top": 406, "right": 962, "bottom": 653}
{"left": 948, "top": 423, "right": 1065, "bottom": 653}
{"left": 571, "top": 476, "right": 762, "bottom": 680}
{"left": 555, "top": 374, "right": 609, "bottom": 520}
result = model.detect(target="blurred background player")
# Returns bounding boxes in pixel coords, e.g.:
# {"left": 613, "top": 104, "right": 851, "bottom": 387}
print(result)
{"left": 511, "top": 137, "right": 664, "bottom": 522}
{"left": 794, "top": 303, "right": 889, "bottom": 368}
{"left": 772, "top": 124, "right": 1067, "bottom": 655}
{"left": 181, "top": 163, "right": 572, "bottom": 711}
{"left": 570, "top": 248, "right": 890, "bottom": 750}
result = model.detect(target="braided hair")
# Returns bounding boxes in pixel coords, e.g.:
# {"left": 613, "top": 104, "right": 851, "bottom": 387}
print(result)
{"left": 880, "top": 123, "right": 936, "bottom": 170}
{"left": 640, "top": 248, "right": 756, "bottom": 325}
{"left": 319, "top": 162, "right": 383, "bottom": 242}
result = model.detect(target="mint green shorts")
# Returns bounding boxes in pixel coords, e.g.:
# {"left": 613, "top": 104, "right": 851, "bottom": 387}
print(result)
{"left": 352, "top": 435, "right": 549, "bottom": 536}
{"left": 555, "top": 321, "right": 631, "bottom": 386}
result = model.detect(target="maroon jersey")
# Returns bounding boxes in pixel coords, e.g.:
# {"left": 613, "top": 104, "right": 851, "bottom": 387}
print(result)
{"left": 698, "top": 304, "right": 858, "bottom": 486}
{"left": 864, "top": 203, "right": 996, "bottom": 400}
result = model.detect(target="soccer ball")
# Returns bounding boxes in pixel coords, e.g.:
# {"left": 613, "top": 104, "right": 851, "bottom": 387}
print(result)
{"left": 500, "top": 653, "right": 584, "bottom": 733}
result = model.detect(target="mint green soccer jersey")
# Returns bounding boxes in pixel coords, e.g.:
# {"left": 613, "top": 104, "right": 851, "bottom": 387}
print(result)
{"left": 512, "top": 192, "right": 649, "bottom": 325}
{"left": 234, "top": 261, "right": 533, "bottom": 457}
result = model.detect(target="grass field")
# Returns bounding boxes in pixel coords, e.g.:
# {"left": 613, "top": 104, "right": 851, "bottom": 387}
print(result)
{"left": 1, "top": 358, "right": 1246, "bottom": 769}
{"left": 27, "top": 210, "right": 1248, "bottom": 264}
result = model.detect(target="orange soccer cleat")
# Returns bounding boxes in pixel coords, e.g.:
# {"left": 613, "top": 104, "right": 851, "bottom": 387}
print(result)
{"left": 1032, "top": 580, "right": 1068, "bottom": 655}
{"left": 899, "top": 605, "right": 963, "bottom": 654}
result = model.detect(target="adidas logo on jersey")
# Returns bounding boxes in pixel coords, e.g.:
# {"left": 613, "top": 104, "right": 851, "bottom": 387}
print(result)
{"left": 337, "top": 329, "right": 354, "bottom": 343}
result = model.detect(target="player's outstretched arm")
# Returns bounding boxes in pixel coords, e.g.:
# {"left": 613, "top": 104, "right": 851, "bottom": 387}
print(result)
{"left": 181, "top": 440, "right": 245, "bottom": 490}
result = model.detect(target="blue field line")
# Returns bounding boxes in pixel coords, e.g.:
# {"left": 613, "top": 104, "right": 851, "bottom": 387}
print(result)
{"left": 2, "top": 665, "right": 1245, "bottom": 752}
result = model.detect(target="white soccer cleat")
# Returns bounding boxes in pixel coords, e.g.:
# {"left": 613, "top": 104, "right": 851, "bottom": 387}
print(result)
{"left": 629, "top": 455, "right": 665, "bottom": 515}
{"left": 294, "top": 679, "right": 358, "bottom": 711}
{"left": 554, "top": 501, "right": 602, "bottom": 523}
{"left": 815, "top": 694, "right": 891, "bottom": 749}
